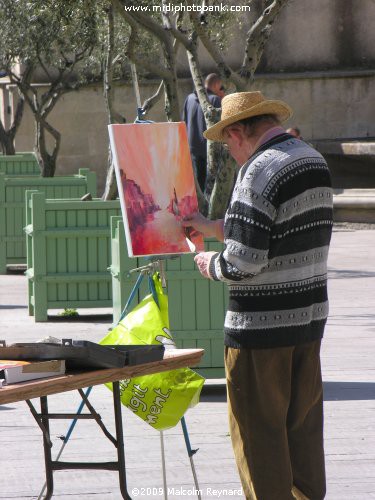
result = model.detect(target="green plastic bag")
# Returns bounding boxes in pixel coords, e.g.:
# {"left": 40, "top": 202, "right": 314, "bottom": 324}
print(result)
{"left": 100, "top": 274, "right": 205, "bottom": 431}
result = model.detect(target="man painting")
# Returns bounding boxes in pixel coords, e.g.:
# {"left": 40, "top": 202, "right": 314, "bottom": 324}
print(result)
{"left": 183, "top": 91, "right": 333, "bottom": 500}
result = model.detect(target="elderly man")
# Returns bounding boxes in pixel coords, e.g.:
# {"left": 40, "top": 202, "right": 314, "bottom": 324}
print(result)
{"left": 183, "top": 91, "right": 333, "bottom": 500}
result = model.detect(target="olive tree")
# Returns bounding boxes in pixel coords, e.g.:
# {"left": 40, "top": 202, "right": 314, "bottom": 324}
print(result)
{"left": 0, "top": 0, "right": 100, "bottom": 175}
{"left": 110, "top": 0, "right": 290, "bottom": 216}
{"left": 0, "top": 65, "right": 33, "bottom": 155}
{"left": 183, "top": 0, "right": 290, "bottom": 217}
{"left": 101, "top": 2, "right": 163, "bottom": 199}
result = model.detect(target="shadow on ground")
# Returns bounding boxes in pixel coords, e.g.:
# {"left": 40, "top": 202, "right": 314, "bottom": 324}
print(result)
{"left": 0, "top": 305, "right": 27, "bottom": 310}
{"left": 323, "top": 381, "right": 375, "bottom": 401}
{"left": 201, "top": 384, "right": 227, "bottom": 402}
{"left": 328, "top": 268, "right": 375, "bottom": 279}
{"left": 199, "top": 381, "right": 375, "bottom": 403}
{"left": 46, "top": 314, "right": 113, "bottom": 323}
{"left": 5, "top": 267, "right": 26, "bottom": 275}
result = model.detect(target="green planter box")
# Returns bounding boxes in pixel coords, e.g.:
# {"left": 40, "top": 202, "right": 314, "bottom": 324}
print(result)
{"left": 109, "top": 216, "right": 228, "bottom": 378}
{"left": 0, "top": 168, "right": 96, "bottom": 273}
{"left": 25, "top": 192, "right": 121, "bottom": 321}
{"left": 0, "top": 152, "right": 40, "bottom": 176}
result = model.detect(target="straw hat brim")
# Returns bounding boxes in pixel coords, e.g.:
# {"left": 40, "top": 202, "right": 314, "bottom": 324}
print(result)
{"left": 203, "top": 100, "right": 293, "bottom": 142}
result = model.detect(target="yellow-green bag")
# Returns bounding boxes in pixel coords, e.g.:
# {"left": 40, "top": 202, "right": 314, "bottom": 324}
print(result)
{"left": 100, "top": 273, "right": 204, "bottom": 431}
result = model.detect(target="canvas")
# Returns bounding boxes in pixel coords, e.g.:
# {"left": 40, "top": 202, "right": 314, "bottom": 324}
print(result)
{"left": 108, "top": 122, "right": 205, "bottom": 257}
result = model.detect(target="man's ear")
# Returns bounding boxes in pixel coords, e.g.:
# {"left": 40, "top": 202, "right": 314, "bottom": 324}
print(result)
{"left": 227, "top": 126, "right": 244, "bottom": 145}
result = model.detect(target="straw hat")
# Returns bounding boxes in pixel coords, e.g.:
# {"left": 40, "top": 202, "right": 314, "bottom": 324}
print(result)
{"left": 204, "top": 91, "right": 293, "bottom": 142}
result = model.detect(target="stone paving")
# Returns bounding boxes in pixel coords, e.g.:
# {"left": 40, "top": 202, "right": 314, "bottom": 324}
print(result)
{"left": 0, "top": 227, "right": 375, "bottom": 499}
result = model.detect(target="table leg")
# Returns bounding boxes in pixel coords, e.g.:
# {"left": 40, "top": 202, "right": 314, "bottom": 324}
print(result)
{"left": 40, "top": 396, "right": 54, "bottom": 500}
{"left": 113, "top": 381, "right": 132, "bottom": 500}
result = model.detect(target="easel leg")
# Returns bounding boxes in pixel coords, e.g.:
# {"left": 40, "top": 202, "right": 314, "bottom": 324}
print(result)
{"left": 113, "top": 381, "right": 132, "bottom": 500}
{"left": 160, "top": 431, "right": 168, "bottom": 500}
{"left": 40, "top": 396, "right": 54, "bottom": 500}
{"left": 181, "top": 417, "right": 201, "bottom": 500}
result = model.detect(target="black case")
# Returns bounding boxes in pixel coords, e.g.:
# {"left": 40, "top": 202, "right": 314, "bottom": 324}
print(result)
{"left": 0, "top": 340, "right": 165, "bottom": 370}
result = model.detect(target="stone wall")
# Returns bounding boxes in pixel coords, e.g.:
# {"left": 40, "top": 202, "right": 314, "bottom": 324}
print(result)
{"left": 9, "top": 70, "right": 375, "bottom": 194}
{"left": 259, "top": 0, "right": 375, "bottom": 73}
{"left": 159, "top": 0, "right": 375, "bottom": 76}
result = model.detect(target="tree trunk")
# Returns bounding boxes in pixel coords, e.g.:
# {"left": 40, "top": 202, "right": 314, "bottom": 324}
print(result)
{"left": 158, "top": 27, "right": 179, "bottom": 121}
{"left": 0, "top": 125, "right": 16, "bottom": 155}
{"left": 102, "top": 148, "right": 118, "bottom": 200}
{"left": 163, "top": 79, "right": 180, "bottom": 122}
{"left": 205, "top": 142, "right": 226, "bottom": 197}
{"left": 208, "top": 156, "right": 237, "bottom": 220}
{"left": 0, "top": 92, "right": 26, "bottom": 155}
{"left": 185, "top": 39, "right": 228, "bottom": 217}
{"left": 163, "top": 69, "right": 180, "bottom": 122}
{"left": 102, "top": 4, "right": 125, "bottom": 200}
{"left": 35, "top": 120, "right": 60, "bottom": 177}
{"left": 4, "top": 138, "right": 16, "bottom": 155}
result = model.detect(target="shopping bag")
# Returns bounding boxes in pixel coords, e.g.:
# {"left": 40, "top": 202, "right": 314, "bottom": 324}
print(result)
{"left": 100, "top": 273, "right": 205, "bottom": 431}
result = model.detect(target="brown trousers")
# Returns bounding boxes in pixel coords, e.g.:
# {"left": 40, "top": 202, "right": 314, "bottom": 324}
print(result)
{"left": 225, "top": 340, "right": 326, "bottom": 500}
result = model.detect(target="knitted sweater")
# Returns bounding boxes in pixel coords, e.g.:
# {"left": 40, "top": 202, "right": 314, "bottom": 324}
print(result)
{"left": 208, "top": 133, "right": 333, "bottom": 349}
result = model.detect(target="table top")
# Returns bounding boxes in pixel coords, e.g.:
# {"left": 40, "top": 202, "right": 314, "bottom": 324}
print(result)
{"left": 0, "top": 348, "right": 204, "bottom": 405}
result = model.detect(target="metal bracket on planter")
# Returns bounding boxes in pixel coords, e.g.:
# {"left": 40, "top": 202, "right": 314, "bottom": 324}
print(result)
{"left": 127, "top": 254, "right": 179, "bottom": 286}
{"left": 127, "top": 261, "right": 159, "bottom": 276}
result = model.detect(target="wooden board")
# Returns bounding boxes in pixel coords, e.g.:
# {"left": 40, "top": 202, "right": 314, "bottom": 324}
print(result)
{"left": 0, "top": 348, "right": 203, "bottom": 405}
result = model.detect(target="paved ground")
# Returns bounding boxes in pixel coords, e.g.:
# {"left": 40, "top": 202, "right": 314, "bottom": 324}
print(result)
{"left": 0, "top": 227, "right": 375, "bottom": 499}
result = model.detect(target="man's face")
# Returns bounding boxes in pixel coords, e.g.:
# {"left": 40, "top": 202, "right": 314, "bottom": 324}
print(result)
{"left": 223, "top": 126, "right": 250, "bottom": 165}
{"left": 212, "top": 80, "right": 225, "bottom": 99}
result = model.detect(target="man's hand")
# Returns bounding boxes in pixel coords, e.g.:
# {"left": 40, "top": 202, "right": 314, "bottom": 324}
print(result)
{"left": 194, "top": 251, "right": 217, "bottom": 279}
{"left": 182, "top": 213, "right": 224, "bottom": 242}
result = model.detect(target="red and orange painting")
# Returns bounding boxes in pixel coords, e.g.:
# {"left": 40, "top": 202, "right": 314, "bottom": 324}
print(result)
{"left": 109, "top": 122, "right": 205, "bottom": 257}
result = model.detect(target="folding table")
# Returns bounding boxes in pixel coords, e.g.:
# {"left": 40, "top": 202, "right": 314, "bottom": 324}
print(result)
{"left": 0, "top": 348, "right": 204, "bottom": 499}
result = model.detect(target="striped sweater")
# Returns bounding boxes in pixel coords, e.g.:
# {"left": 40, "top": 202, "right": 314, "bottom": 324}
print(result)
{"left": 208, "top": 133, "right": 333, "bottom": 349}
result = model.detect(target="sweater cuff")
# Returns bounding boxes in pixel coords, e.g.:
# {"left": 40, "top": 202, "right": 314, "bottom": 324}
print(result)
{"left": 208, "top": 252, "right": 220, "bottom": 280}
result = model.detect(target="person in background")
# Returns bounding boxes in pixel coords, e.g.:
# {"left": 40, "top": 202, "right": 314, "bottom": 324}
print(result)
{"left": 182, "top": 73, "right": 225, "bottom": 192}
{"left": 287, "top": 126, "right": 314, "bottom": 147}
{"left": 287, "top": 126, "right": 302, "bottom": 139}
{"left": 182, "top": 91, "right": 333, "bottom": 500}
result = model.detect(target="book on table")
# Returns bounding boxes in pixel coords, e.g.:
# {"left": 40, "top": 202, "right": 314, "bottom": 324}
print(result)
{"left": 0, "top": 359, "right": 65, "bottom": 385}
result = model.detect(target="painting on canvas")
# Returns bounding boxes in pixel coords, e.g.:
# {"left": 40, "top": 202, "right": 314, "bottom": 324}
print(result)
{"left": 108, "top": 122, "right": 205, "bottom": 257}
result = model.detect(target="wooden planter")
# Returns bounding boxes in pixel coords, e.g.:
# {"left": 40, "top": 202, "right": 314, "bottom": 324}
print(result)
{"left": 109, "top": 216, "right": 228, "bottom": 378}
{"left": 25, "top": 191, "right": 120, "bottom": 321}
{"left": 0, "top": 168, "right": 96, "bottom": 273}
{"left": 0, "top": 152, "right": 40, "bottom": 176}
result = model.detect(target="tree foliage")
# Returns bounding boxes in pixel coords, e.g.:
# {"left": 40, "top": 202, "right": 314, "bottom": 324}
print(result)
{"left": 109, "top": 0, "right": 290, "bottom": 215}
{"left": 0, "top": 0, "right": 101, "bottom": 175}
{"left": 0, "top": 0, "right": 290, "bottom": 209}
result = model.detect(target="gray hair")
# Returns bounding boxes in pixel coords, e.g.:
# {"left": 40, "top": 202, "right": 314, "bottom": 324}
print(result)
{"left": 226, "top": 114, "right": 280, "bottom": 138}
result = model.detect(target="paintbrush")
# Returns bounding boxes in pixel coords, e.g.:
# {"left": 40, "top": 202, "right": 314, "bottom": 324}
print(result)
{"left": 184, "top": 227, "right": 196, "bottom": 252}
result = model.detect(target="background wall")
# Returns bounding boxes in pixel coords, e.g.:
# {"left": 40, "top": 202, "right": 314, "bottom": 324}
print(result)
{"left": 1, "top": 0, "right": 374, "bottom": 194}
{"left": 259, "top": 0, "right": 375, "bottom": 73}
{"left": 175, "top": 0, "right": 375, "bottom": 75}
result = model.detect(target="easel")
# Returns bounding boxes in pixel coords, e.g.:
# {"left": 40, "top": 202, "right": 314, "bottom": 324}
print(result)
{"left": 120, "top": 257, "right": 202, "bottom": 500}
{"left": 119, "top": 65, "right": 202, "bottom": 498}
